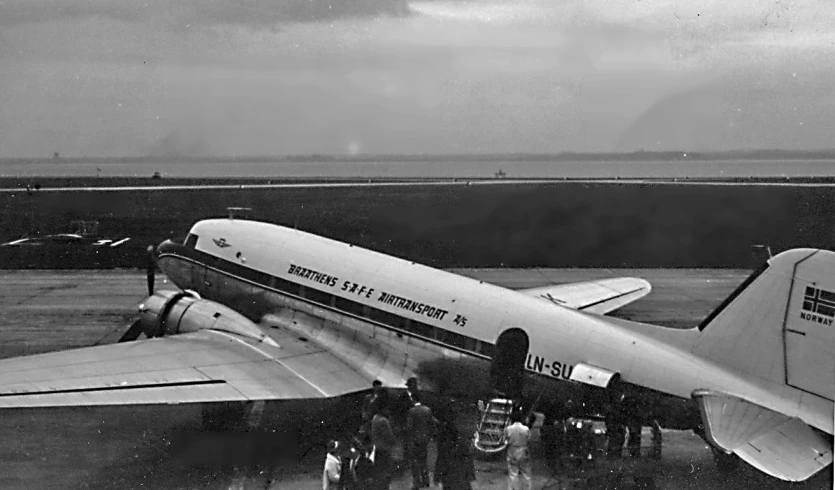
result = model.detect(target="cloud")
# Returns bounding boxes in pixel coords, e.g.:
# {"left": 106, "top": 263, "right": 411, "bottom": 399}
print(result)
{"left": 0, "top": 0, "right": 411, "bottom": 28}
{"left": 1, "top": 0, "right": 834, "bottom": 157}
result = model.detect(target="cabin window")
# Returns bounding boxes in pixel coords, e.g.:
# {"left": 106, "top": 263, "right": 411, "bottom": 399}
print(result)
{"left": 477, "top": 341, "right": 495, "bottom": 358}
{"left": 335, "top": 297, "right": 365, "bottom": 316}
{"left": 446, "top": 331, "right": 469, "bottom": 350}
{"left": 184, "top": 233, "right": 199, "bottom": 248}
{"left": 410, "top": 321, "right": 432, "bottom": 339}
{"left": 369, "top": 308, "right": 401, "bottom": 329}
{"left": 274, "top": 277, "right": 296, "bottom": 296}
{"left": 305, "top": 288, "right": 331, "bottom": 306}
{"left": 252, "top": 269, "right": 271, "bottom": 287}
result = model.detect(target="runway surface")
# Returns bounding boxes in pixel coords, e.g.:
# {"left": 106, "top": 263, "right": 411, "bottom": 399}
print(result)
{"left": 0, "top": 269, "right": 831, "bottom": 489}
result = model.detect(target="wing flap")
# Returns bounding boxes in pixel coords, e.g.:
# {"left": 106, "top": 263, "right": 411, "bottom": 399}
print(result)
{"left": 0, "top": 328, "right": 373, "bottom": 407}
{"left": 695, "top": 390, "right": 833, "bottom": 481}
{"left": 520, "top": 277, "right": 651, "bottom": 314}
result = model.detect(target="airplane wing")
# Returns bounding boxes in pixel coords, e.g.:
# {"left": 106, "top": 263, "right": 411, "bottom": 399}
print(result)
{"left": 695, "top": 390, "right": 833, "bottom": 482}
{"left": 519, "top": 277, "right": 651, "bottom": 314}
{"left": 0, "top": 327, "right": 373, "bottom": 408}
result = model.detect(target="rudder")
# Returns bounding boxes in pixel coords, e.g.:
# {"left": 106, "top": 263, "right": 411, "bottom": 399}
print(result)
{"left": 694, "top": 248, "right": 834, "bottom": 401}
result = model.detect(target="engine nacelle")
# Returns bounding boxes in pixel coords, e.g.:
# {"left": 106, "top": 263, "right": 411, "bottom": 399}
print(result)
{"left": 136, "top": 290, "right": 276, "bottom": 345}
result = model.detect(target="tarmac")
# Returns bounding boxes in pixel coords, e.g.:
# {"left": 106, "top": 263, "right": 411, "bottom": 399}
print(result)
{"left": 0, "top": 269, "right": 831, "bottom": 489}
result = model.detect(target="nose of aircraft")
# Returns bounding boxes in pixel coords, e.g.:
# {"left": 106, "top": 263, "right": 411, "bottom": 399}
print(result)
{"left": 154, "top": 238, "right": 193, "bottom": 292}
{"left": 156, "top": 239, "right": 180, "bottom": 257}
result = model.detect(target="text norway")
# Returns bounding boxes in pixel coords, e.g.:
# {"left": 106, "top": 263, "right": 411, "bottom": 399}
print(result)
{"left": 799, "top": 312, "right": 833, "bottom": 326}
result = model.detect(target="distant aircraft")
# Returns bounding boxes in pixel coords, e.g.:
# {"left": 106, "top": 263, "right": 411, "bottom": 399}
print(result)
{"left": 0, "top": 220, "right": 130, "bottom": 248}
{"left": 0, "top": 218, "right": 830, "bottom": 482}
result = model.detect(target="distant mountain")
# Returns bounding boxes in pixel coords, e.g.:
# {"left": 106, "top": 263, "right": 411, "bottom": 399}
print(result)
{"left": 616, "top": 75, "right": 835, "bottom": 153}
{"left": 4, "top": 149, "right": 835, "bottom": 165}
{"left": 615, "top": 85, "right": 731, "bottom": 152}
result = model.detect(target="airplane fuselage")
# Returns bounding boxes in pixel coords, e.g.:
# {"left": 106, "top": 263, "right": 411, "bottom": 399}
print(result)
{"left": 156, "top": 219, "right": 832, "bottom": 436}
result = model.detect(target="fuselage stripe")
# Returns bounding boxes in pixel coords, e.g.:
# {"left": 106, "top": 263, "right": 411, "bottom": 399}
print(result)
{"left": 159, "top": 248, "right": 496, "bottom": 360}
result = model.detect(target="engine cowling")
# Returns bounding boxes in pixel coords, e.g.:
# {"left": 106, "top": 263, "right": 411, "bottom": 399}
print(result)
{"left": 136, "top": 290, "right": 277, "bottom": 345}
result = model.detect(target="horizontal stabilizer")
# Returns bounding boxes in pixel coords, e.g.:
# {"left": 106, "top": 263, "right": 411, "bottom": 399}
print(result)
{"left": 520, "top": 277, "right": 651, "bottom": 314}
{"left": 695, "top": 390, "right": 832, "bottom": 481}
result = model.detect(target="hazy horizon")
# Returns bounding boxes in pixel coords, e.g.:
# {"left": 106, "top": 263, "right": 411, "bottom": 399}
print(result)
{"left": 5, "top": 148, "right": 835, "bottom": 163}
{"left": 3, "top": 0, "right": 834, "bottom": 158}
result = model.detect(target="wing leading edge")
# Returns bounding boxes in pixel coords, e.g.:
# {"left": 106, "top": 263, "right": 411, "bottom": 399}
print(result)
{"left": 519, "top": 277, "right": 651, "bottom": 314}
{"left": 0, "top": 328, "right": 373, "bottom": 408}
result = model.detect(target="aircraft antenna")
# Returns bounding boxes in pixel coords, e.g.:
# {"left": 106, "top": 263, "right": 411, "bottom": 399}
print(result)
{"left": 226, "top": 207, "right": 253, "bottom": 220}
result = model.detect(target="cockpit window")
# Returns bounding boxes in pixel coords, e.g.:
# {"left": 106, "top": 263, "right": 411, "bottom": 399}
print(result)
{"left": 184, "top": 233, "right": 199, "bottom": 248}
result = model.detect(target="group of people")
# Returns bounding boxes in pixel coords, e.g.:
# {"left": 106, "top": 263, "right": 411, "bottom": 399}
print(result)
{"left": 322, "top": 438, "right": 376, "bottom": 490}
{"left": 323, "top": 378, "right": 476, "bottom": 490}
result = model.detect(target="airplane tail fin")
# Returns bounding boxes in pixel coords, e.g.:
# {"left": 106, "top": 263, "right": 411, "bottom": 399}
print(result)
{"left": 694, "top": 248, "right": 834, "bottom": 401}
{"left": 693, "top": 249, "right": 834, "bottom": 481}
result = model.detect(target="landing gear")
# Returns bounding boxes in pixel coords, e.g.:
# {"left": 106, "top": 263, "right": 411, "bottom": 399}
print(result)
{"left": 606, "top": 420, "right": 626, "bottom": 458}
{"left": 648, "top": 420, "right": 662, "bottom": 459}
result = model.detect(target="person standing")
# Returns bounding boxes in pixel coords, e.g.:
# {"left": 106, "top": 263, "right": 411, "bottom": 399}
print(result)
{"left": 406, "top": 394, "right": 436, "bottom": 489}
{"left": 395, "top": 377, "right": 420, "bottom": 426}
{"left": 146, "top": 245, "right": 156, "bottom": 295}
{"left": 337, "top": 439, "right": 361, "bottom": 490}
{"left": 505, "top": 410, "right": 532, "bottom": 490}
{"left": 351, "top": 437, "right": 376, "bottom": 490}
{"left": 363, "top": 380, "right": 389, "bottom": 423}
{"left": 323, "top": 440, "right": 342, "bottom": 490}
{"left": 435, "top": 410, "right": 476, "bottom": 490}
{"left": 371, "top": 403, "right": 397, "bottom": 490}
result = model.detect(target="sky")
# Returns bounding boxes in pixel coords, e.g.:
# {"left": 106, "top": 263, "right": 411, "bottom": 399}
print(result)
{"left": 1, "top": 0, "right": 834, "bottom": 157}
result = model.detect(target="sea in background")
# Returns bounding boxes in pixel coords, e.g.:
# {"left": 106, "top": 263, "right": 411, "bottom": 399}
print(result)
{"left": 2, "top": 157, "right": 835, "bottom": 178}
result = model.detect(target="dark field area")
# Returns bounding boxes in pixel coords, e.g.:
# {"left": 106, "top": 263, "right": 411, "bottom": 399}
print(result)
{"left": 1, "top": 180, "right": 834, "bottom": 269}
{"left": 4, "top": 176, "right": 835, "bottom": 189}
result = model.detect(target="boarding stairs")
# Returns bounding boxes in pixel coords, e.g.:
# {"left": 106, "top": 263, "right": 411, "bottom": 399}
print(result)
{"left": 473, "top": 398, "right": 516, "bottom": 454}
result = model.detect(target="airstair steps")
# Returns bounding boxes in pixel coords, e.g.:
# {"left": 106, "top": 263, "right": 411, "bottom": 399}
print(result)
{"left": 473, "top": 398, "right": 516, "bottom": 453}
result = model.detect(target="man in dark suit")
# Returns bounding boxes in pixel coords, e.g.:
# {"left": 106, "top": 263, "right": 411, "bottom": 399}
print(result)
{"left": 394, "top": 377, "right": 419, "bottom": 427}
{"left": 406, "top": 393, "right": 436, "bottom": 489}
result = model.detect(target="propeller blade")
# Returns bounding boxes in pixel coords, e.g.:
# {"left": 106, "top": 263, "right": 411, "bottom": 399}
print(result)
{"left": 146, "top": 244, "right": 157, "bottom": 295}
{"left": 118, "top": 319, "right": 145, "bottom": 343}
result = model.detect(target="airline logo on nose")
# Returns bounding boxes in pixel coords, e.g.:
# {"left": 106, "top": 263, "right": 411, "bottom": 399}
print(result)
{"left": 212, "top": 238, "right": 231, "bottom": 248}
{"left": 799, "top": 286, "right": 835, "bottom": 326}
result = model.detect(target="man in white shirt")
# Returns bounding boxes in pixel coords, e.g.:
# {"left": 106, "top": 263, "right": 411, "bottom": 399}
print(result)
{"left": 323, "top": 440, "right": 341, "bottom": 490}
{"left": 504, "top": 410, "right": 531, "bottom": 490}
